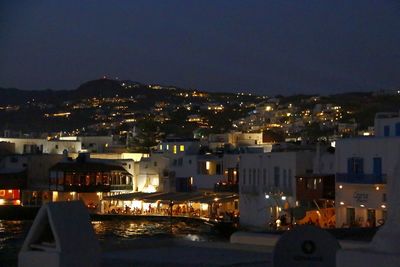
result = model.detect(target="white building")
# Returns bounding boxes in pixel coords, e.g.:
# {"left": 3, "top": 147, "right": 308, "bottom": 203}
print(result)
{"left": 334, "top": 137, "right": 400, "bottom": 227}
{"left": 0, "top": 138, "right": 81, "bottom": 154}
{"left": 137, "top": 138, "right": 241, "bottom": 193}
{"left": 374, "top": 112, "right": 400, "bottom": 137}
{"left": 60, "top": 136, "right": 113, "bottom": 153}
{"left": 335, "top": 113, "right": 400, "bottom": 227}
{"left": 208, "top": 132, "right": 270, "bottom": 151}
{"left": 239, "top": 150, "right": 314, "bottom": 230}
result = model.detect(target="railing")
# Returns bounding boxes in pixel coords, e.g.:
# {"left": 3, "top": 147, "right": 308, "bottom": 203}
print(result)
{"left": 263, "top": 186, "right": 292, "bottom": 196}
{"left": 50, "top": 184, "right": 111, "bottom": 192}
{"left": 214, "top": 183, "right": 238, "bottom": 193}
{"left": 110, "top": 184, "right": 134, "bottom": 191}
{"left": 336, "top": 173, "right": 387, "bottom": 184}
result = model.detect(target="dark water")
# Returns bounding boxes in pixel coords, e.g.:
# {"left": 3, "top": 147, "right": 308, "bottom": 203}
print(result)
{"left": 0, "top": 218, "right": 225, "bottom": 267}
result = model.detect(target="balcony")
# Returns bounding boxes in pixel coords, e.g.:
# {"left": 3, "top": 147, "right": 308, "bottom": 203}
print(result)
{"left": 336, "top": 173, "right": 387, "bottom": 184}
{"left": 214, "top": 183, "right": 238, "bottom": 193}
{"left": 50, "top": 184, "right": 111, "bottom": 192}
{"left": 263, "top": 186, "right": 292, "bottom": 196}
{"left": 110, "top": 184, "right": 133, "bottom": 191}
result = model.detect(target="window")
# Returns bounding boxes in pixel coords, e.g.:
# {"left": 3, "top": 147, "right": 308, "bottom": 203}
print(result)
{"left": 173, "top": 145, "right": 177, "bottom": 154}
{"left": 384, "top": 125, "right": 390, "bottom": 137}
{"left": 243, "top": 169, "right": 246, "bottom": 185}
{"left": 154, "top": 161, "right": 157, "bottom": 167}
{"left": 373, "top": 157, "right": 382, "bottom": 176}
{"left": 288, "top": 169, "right": 292, "bottom": 189}
{"left": 396, "top": 123, "right": 400, "bottom": 136}
{"left": 253, "top": 169, "right": 256, "bottom": 185}
{"left": 274, "top": 166, "right": 280, "bottom": 187}
{"left": 347, "top": 157, "right": 364, "bottom": 174}
{"left": 180, "top": 145, "right": 185, "bottom": 152}
{"left": 188, "top": 159, "right": 192, "bottom": 164}
{"left": 263, "top": 169, "right": 267, "bottom": 185}
{"left": 283, "top": 169, "right": 287, "bottom": 187}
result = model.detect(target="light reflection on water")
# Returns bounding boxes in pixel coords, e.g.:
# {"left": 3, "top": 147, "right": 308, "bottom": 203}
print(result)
{"left": 0, "top": 218, "right": 224, "bottom": 266}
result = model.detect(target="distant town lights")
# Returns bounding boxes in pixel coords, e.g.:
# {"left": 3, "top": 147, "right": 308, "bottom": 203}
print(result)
{"left": 281, "top": 196, "right": 286, "bottom": 201}
{"left": 375, "top": 186, "right": 380, "bottom": 191}
{"left": 339, "top": 185, "right": 343, "bottom": 189}
{"left": 265, "top": 194, "right": 270, "bottom": 199}
{"left": 340, "top": 202, "right": 345, "bottom": 205}
{"left": 381, "top": 204, "right": 386, "bottom": 209}
{"left": 360, "top": 204, "right": 365, "bottom": 208}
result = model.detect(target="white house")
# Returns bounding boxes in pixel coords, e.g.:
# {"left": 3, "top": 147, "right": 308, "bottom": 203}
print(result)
{"left": 0, "top": 138, "right": 81, "bottom": 154}
{"left": 60, "top": 136, "right": 113, "bottom": 153}
{"left": 374, "top": 112, "right": 400, "bottom": 137}
{"left": 334, "top": 137, "right": 400, "bottom": 227}
{"left": 239, "top": 149, "right": 314, "bottom": 230}
{"left": 137, "top": 138, "right": 241, "bottom": 193}
{"left": 335, "top": 112, "right": 400, "bottom": 228}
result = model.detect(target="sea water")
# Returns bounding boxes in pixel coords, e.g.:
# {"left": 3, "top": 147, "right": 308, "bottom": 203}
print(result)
{"left": 0, "top": 218, "right": 226, "bottom": 267}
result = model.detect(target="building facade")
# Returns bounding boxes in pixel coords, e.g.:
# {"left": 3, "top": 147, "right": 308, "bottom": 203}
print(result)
{"left": 239, "top": 149, "right": 314, "bottom": 230}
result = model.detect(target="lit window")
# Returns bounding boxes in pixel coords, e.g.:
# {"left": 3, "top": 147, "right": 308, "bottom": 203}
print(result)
{"left": 206, "top": 161, "right": 210, "bottom": 170}
{"left": 166, "top": 144, "right": 169, "bottom": 150}
{"left": 180, "top": 145, "right": 185, "bottom": 152}
{"left": 173, "top": 145, "right": 177, "bottom": 154}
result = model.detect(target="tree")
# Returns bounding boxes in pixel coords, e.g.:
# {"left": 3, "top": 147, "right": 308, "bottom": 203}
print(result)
{"left": 129, "top": 119, "right": 163, "bottom": 153}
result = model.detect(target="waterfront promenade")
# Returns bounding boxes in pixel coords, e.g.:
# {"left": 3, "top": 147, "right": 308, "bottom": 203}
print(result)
{"left": 101, "top": 238, "right": 272, "bottom": 267}
{"left": 100, "top": 233, "right": 369, "bottom": 266}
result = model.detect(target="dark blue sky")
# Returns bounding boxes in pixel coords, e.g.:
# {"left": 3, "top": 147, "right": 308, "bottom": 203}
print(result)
{"left": 1, "top": 1, "right": 399, "bottom": 95}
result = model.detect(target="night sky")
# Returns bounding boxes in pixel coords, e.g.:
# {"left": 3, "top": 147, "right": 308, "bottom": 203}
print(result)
{"left": 1, "top": 1, "right": 399, "bottom": 95}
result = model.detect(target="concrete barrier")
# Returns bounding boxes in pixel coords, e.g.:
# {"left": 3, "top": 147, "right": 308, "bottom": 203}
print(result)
{"left": 19, "top": 201, "right": 101, "bottom": 267}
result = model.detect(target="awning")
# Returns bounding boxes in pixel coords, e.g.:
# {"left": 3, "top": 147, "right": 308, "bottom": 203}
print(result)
{"left": 103, "top": 191, "right": 239, "bottom": 204}
{"left": 103, "top": 192, "right": 163, "bottom": 201}
{"left": 141, "top": 192, "right": 204, "bottom": 203}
